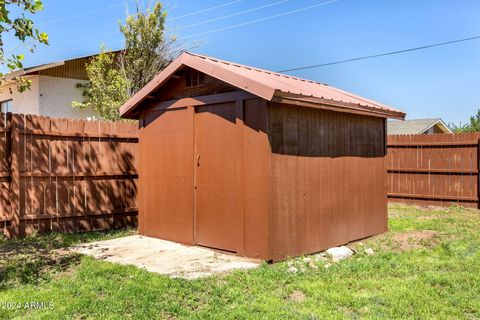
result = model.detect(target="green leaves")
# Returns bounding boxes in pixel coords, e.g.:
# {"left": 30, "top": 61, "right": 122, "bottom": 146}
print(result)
{"left": 12, "top": 17, "right": 35, "bottom": 41}
{"left": 15, "top": 0, "right": 45, "bottom": 13}
{"left": 119, "top": 1, "right": 174, "bottom": 96}
{"left": 32, "top": 0, "right": 44, "bottom": 12}
{"left": 450, "top": 109, "right": 480, "bottom": 133}
{"left": 36, "top": 30, "right": 48, "bottom": 44}
{"left": 72, "top": 49, "right": 129, "bottom": 121}
{"left": 11, "top": 76, "right": 31, "bottom": 92}
{"left": 0, "top": 0, "right": 48, "bottom": 91}
{"left": 0, "top": 5, "right": 12, "bottom": 24}
{"left": 39, "top": 31, "right": 48, "bottom": 43}
{"left": 74, "top": 1, "right": 178, "bottom": 120}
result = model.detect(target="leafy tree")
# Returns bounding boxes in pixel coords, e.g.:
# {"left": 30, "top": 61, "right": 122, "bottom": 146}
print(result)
{"left": 72, "top": 49, "right": 128, "bottom": 121}
{"left": 0, "top": 0, "right": 48, "bottom": 92}
{"left": 119, "top": 1, "right": 175, "bottom": 96}
{"left": 449, "top": 109, "right": 480, "bottom": 133}
{"left": 73, "top": 1, "right": 178, "bottom": 120}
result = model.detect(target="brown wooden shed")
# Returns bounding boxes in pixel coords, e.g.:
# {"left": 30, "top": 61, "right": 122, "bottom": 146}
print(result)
{"left": 120, "top": 52, "right": 406, "bottom": 261}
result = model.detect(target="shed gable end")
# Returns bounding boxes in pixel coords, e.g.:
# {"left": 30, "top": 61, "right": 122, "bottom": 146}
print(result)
{"left": 147, "top": 67, "right": 239, "bottom": 102}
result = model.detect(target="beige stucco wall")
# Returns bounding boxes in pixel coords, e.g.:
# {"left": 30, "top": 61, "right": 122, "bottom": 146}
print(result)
{"left": 39, "top": 76, "right": 96, "bottom": 119}
{"left": 0, "top": 75, "right": 97, "bottom": 119}
{"left": 0, "top": 75, "right": 40, "bottom": 114}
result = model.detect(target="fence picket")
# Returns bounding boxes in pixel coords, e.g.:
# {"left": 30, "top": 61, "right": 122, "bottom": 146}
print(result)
{"left": 0, "top": 113, "right": 138, "bottom": 237}
{"left": 387, "top": 132, "right": 480, "bottom": 208}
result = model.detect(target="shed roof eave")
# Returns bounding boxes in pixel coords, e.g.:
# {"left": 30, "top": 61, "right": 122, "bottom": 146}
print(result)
{"left": 119, "top": 54, "right": 188, "bottom": 118}
{"left": 273, "top": 91, "right": 406, "bottom": 120}
{"left": 119, "top": 52, "right": 405, "bottom": 119}
{"left": 181, "top": 53, "right": 275, "bottom": 101}
{"left": 120, "top": 53, "right": 277, "bottom": 118}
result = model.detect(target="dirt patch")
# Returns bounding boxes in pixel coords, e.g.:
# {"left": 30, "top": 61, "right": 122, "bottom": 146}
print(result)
{"left": 69, "top": 235, "right": 260, "bottom": 279}
{"left": 289, "top": 290, "right": 306, "bottom": 303}
{"left": 391, "top": 230, "right": 439, "bottom": 251}
{"left": 416, "top": 216, "right": 437, "bottom": 220}
{"left": 0, "top": 240, "right": 81, "bottom": 287}
{"left": 351, "top": 229, "right": 444, "bottom": 253}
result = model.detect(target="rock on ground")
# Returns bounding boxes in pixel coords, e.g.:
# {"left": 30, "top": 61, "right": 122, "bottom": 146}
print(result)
{"left": 326, "top": 246, "right": 355, "bottom": 262}
{"left": 287, "top": 266, "right": 298, "bottom": 273}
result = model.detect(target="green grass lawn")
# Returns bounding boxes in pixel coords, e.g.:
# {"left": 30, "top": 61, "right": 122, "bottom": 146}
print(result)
{"left": 0, "top": 204, "right": 479, "bottom": 319}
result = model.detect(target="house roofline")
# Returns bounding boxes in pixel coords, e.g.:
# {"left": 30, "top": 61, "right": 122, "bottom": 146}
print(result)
{"left": 5, "top": 49, "right": 122, "bottom": 81}
{"left": 5, "top": 61, "right": 65, "bottom": 80}
{"left": 420, "top": 118, "right": 452, "bottom": 134}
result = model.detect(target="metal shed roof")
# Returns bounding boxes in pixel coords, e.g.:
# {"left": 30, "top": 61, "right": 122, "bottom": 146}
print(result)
{"left": 120, "top": 52, "right": 406, "bottom": 119}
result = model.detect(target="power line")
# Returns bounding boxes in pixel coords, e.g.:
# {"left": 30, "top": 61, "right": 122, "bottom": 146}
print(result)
{"left": 178, "top": 0, "right": 290, "bottom": 30}
{"left": 37, "top": 1, "right": 247, "bottom": 46}
{"left": 37, "top": 1, "right": 134, "bottom": 26}
{"left": 45, "top": 0, "right": 287, "bottom": 45}
{"left": 47, "top": 31, "right": 121, "bottom": 47}
{"left": 36, "top": 0, "right": 241, "bottom": 26}
{"left": 182, "top": 0, "right": 340, "bottom": 39}
{"left": 278, "top": 35, "right": 480, "bottom": 72}
{"left": 170, "top": 0, "right": 244, "bottom": 21}
{"left": 34, "top": 40, "right": 123, "bottom": 55}
{"left": 31, "top": 0, "right": 340, "bottom": 57}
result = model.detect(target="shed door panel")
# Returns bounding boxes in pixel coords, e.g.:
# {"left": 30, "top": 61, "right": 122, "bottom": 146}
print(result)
{"left": 195, "top": 103, "right": 243, "bottom": 252}
{"left": 139, "top": 108, "right": 194, "bottom": 244}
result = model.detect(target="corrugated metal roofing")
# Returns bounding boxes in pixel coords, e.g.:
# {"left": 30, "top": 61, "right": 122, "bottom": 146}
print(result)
{"left": 387, "top": 118, "right": 452, "bottom": 135}
{"left": 120, "top": 52, "right": 406, "bottom": 119}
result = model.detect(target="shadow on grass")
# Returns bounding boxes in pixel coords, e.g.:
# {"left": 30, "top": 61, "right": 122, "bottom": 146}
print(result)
{"left": 0, "top": 228, "right": 136, "bottom": 288}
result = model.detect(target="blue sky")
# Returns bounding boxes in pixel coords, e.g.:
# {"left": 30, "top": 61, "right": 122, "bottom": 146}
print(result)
{"left": 4, "top": 0, "right": 480, "bottom": 124}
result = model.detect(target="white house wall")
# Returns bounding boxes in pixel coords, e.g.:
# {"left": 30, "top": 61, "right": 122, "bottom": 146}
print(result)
{"left": 39, "top": 76, "right": 96, "bottom": 119}
{"left": 0, "top": 75, "right": 40, "bottom": 114}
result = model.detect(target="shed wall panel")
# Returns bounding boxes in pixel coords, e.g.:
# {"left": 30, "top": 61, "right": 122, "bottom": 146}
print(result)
{"left": 243, "top": 99, "right": 270, "bottom": 259}
{"left": 139, "top": 107, "right": 194, "bottom": 244}
{"left": 268, "top": 103, "right": 387, "bottom": 261}
{"left": 138, "top": 94, "right": 273, "bottom": 257}
{"left": 194, "top": 102, "right": 244, "bottom": 252}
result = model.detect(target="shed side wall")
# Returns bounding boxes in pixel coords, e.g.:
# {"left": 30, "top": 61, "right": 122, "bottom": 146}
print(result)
{"left": 268, "top": 103, "right": 387, "bottom": 261}
{"left": 243, "top": 98, "right": 270, "bottom": 259}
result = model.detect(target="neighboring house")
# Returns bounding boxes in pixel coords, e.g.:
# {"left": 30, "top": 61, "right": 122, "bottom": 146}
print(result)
{"left": 0, "top": 53, "right": 102, "bottom": 119}
{"left": 387, "top": 118, "right": 452, "bottom": 135}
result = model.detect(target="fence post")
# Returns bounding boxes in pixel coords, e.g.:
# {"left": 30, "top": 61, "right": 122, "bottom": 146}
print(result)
{"left": 3, "top": 113, "right": 12, "bottom": 238}
{"left": 478, "top": 138, "right": 480, "bottom": 210}
{"left": 9, "top": 114, "right": 23, "bottom": 238}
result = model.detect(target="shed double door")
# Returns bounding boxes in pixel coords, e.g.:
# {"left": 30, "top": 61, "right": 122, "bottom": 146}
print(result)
{"left": 194, "top": 102, "right": 244, "bottom": 253}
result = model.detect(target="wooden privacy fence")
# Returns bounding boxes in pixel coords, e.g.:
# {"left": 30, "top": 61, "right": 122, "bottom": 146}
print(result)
{"left": 387, "top": 133, "right": 480, "bottom": 208}
{"left": 0, "top": 113, "right": 138, "bottom": 238}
